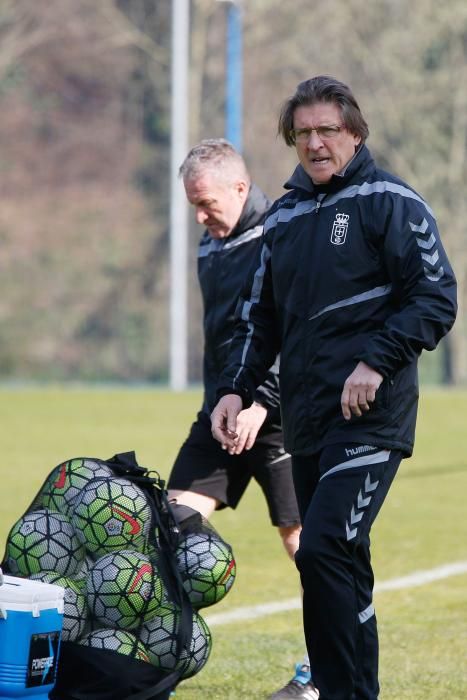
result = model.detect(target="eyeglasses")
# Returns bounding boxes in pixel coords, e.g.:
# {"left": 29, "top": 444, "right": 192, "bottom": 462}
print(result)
{"left": 289, "top": 124, "right": 345, "bottom": 144}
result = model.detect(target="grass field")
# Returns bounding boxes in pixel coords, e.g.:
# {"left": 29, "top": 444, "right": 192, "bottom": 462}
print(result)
{"left": 1, "top": 385, "right": 466, "bottom": 699}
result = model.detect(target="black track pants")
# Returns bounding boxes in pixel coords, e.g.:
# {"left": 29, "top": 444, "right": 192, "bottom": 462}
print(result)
{"left": 292, "top": 444, "right": 403, "bottom": 700}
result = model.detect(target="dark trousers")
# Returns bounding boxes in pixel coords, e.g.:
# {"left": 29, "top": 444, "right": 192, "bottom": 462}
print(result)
{"left": 292, "top": 444, "right": 403, "bottom": 700}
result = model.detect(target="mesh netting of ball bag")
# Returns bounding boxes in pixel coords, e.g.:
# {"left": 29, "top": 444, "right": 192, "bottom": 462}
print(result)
{"left": 1, "top": 451, "right": 237, "bottom": 700}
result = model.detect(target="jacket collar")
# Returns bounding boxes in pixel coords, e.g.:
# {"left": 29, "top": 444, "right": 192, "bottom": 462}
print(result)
{"left": 283, "top": 144, "right": 375, "bottom": 196}
{"left": 229, "top": 183, "right": 272, "bottom": 238}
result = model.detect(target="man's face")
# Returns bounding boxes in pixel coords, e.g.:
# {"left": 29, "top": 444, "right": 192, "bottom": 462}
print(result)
{"left": 184, "top": 171, "right": 248, "bottom": 239}
{"left": 293, "top": 102, "right": 361, "bottom": 185}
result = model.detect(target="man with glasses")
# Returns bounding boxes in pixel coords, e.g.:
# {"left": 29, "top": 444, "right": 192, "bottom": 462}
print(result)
{"left": 167, "top": 139, "right": 318, "bottom": 699}
{"left": 211, "top": 76, "right": 457, "bottom": 699}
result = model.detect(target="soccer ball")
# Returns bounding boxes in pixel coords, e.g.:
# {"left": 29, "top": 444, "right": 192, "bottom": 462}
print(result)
{"left": 175, "top": 530, "right": 236, "bottom": 608}
{"left": 39, "top": 459, "right": 112, "bottom": 517}
{"left": 30, "top": 572, "right": 88, "bottom": 641}
{"left": 73, "top": 554, "right": 94, "bottom": 587}
{"left": 140, "top": 601, "right": 212, "bottom": 679}
{"left": 86, "top": 550, "right": 163, "bottom": 630}
{"left": 72, "top": 477, "right": 151, "bottom": 556}
{"left": 5, "top": 509, "right": 85, "bottom": 577}
{"left": 79, "top": 628, "right": 151, "bottom": 663}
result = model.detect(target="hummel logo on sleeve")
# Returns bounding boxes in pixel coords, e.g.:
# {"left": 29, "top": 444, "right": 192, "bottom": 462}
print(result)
{"left": 410, "top": 218, "right": 444, "bottom": 282}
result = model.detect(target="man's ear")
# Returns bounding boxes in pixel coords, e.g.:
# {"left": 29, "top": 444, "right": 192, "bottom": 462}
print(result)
{"left": 236, "top": 179, "right": 249, "bottom": 201}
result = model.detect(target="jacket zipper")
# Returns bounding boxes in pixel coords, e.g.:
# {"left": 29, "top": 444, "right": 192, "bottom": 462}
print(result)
{"left": 315, "top": 192, "right": 327, "bottom": 213}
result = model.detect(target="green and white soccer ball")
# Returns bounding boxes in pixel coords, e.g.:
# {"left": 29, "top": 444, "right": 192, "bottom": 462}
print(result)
{"left": 72, "top": 477, "right": 151, "bottom": 557}
{"left": 175, "top": 530, "right": 236, "bottom": 608}
{"left": 74, "top": 554, "right": 94, "bottom": 587}
{"left": 79, "top": 628, "right": 151, "bottom": 663}
{"left": 86, "top": 550, "right": 163, "bottom": 630}
{"left": 38, "top": 459, "right": 112, "bottom": 517}
{"left": 30, "top": 571, "right": 88, "bottom": 641}
{"left": 140, "top": 601, "right": 212, "bottom": 679}
{"left": 5, "top": 509, "right": 85, "bottom": 577}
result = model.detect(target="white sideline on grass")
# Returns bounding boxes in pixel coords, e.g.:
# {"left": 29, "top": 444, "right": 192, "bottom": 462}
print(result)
{"left": 204, "top": 560, "right": 467, "bottom": 627}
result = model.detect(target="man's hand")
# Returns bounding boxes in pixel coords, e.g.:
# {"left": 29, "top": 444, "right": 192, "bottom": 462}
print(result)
{"left": 211, "top": 394, "right": 243, "bottom": 452}
{"left": 228, "top": 402, "right": 267, "bottom": 455}
{"left": 341, "top": 361, "right": 383, "bottom": 420}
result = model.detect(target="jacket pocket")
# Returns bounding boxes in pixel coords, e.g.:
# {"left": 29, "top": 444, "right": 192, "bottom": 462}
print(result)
{"left": 375, "top": 377, "right": 392, "bottom": 411}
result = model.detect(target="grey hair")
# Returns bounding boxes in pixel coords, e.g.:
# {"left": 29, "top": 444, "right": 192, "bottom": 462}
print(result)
{"left": 278, "top": 75, "right": 369, "bottom": 146}
{"left": 179, "top": 138, "right": 250, "bottom": 185}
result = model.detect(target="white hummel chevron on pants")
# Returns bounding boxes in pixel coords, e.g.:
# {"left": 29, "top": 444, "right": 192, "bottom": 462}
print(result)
{"left": 292, "top": 443, "right": 403, "bottom": 700}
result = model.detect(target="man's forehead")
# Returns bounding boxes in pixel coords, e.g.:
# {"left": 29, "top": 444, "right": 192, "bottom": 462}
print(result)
{"left": 184, "top": 171, "right": 230, "bottom": 199}
{"left": 294, "top": 100, "right": 341, "bottom": 121}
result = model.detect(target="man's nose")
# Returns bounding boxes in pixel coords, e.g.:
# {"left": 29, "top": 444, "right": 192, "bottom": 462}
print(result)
{"left": 306, "top": 130, "right": 324, "bottom": 148}
{"left": 195, "top": 208, "right": 208, "bottom": 224}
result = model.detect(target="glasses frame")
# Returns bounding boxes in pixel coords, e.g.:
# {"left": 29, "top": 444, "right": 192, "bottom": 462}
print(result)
{"left": 289, "top": 124, "right": 345, "bottom": 144}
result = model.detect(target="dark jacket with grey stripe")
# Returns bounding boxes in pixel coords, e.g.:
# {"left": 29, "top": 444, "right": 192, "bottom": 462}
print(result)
{"left": 217, "top": 145, "right": 457, "bottom": 456}
{"left": 199, "top": 183, "right": 281, "bottom": 425}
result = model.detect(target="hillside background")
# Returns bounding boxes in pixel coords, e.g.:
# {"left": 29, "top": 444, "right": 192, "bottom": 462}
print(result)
{"left": 0, "top": 0, "right": 465, "bottom": 384}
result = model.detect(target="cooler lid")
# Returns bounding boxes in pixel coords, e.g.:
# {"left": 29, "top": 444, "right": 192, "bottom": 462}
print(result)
{"left": 0, "top": 574, "right": 64, "bottom": 617}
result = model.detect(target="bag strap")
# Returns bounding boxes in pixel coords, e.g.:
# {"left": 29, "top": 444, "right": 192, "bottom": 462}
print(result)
{"left": 105, "top": 450, "right": 148, "bottom": 477}
{"left": 126, "top": 670, "right": 179, "bottom": 700}
{"left": 106, "top": 452, "right": 194, "bottom": 698}
{"left": 145, "top": 479, "right": 194, "bottom": 668}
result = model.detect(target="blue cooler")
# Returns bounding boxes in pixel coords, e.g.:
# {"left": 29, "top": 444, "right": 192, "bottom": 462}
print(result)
{"left": 0, "top": 571, "right": 64, "bottom": 700}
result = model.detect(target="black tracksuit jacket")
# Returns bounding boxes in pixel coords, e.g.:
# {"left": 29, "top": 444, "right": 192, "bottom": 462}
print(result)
{"left": 217, "top": 145, "right": 457, "bottom": 456}
{"left": 199, "top": 183, "right": 281, "bottom": 426}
